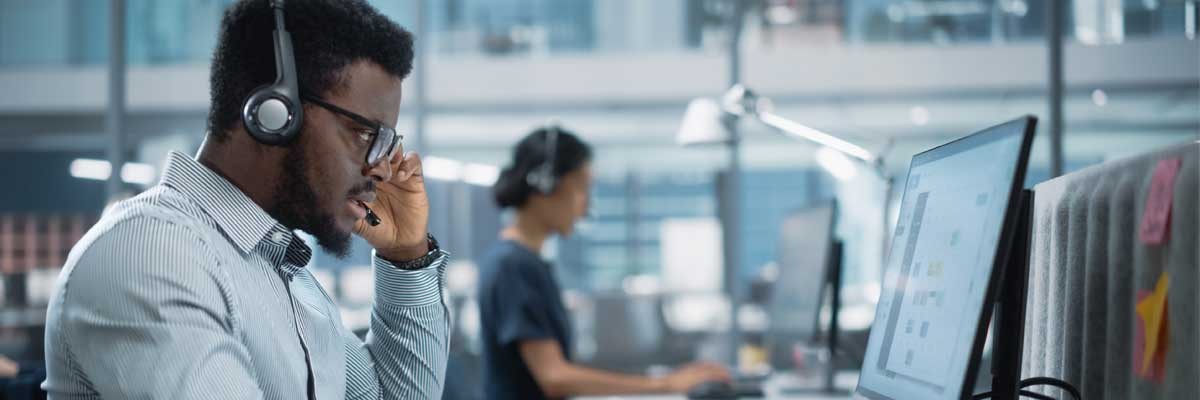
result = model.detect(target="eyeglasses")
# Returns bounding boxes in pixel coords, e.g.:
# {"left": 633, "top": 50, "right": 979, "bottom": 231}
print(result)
{"left": 302, "top": 95, "right": 403, "bottom": 167}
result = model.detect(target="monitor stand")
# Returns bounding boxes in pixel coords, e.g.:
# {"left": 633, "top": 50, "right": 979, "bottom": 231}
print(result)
{"left": 986, "top": 189, "right": 1033, "bottom": 400}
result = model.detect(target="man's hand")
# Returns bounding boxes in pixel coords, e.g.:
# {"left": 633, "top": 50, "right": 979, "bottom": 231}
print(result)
{"left": 354, "top": 151, "right": 430, "bottom": 261}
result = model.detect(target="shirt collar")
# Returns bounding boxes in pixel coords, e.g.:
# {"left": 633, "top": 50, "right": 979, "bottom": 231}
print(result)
{"left": 159, "top": 151, "right": 312, "bottom": 270}
{"left": 260, "top": 224, "right": 313, "bottom": 280}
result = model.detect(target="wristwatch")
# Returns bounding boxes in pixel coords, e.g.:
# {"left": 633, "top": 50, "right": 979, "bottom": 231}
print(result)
{"left": 390, "top": 233, "right": 441, "bottom": 270}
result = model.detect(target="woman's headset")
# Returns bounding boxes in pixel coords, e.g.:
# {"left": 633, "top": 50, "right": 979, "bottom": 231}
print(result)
{"left": 525, "top": 123, "right": 560, "bottom": 195}
{"left": 241, "top": 0, "right": 303, "bottom": 145}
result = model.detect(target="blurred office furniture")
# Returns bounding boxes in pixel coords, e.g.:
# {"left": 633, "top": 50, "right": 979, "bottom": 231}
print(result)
{"left": 0, "top": 213, "right": 95, "bottom": 360}
{"left": 658, "top": 216, "right": 732, "bottom": 341}
{"left": 1023, "top": 141, "right": 1198, "bottom": 400}
{"left": 657, "top": 217, "right": 736, "bottom": 364}
{"left": 443, "top": 295, "right": 484, "bottom": 400}
{"left": 766, "top": 200, "right": 846, "bottom": 394}
{"left": 577, "top": 370, "right": 861, "bottom": 400}
{"left": 0, "top": 213, "right": 91, "bottom": 400}
{"left": 660, "top": 218, "right": 724, "bottom": 294}
{"left": 583, "top": 292, "right": 668, "bottom": 371}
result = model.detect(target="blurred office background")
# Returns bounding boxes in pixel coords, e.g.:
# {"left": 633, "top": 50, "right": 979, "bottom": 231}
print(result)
{"left": 0, "top": 0, "right": 1196, "bottom": 398}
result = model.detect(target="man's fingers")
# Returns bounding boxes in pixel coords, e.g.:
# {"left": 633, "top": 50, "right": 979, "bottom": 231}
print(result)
{"left": 388, "top": 149, "right": 406, "bottom": 179}
{"left": 383, "top": 151, "right": 424, "bottom": 192}
{"left": 403, "top": 151, "right": 423, "bottom": 176}
{"left": 396, "top": 152, "right": 422, "bottom": 180}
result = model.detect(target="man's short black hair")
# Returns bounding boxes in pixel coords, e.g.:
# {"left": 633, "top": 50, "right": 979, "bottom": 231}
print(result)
{"left": 206, "top": 0, "right": 414, "bottom": 141}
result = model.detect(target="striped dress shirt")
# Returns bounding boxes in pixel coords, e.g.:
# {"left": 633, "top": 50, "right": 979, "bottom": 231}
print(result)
{"left": 42, "top": 151, "right": 450, "bottom": 399}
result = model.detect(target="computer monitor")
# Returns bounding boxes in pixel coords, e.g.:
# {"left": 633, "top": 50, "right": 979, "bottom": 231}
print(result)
{"left": 768, "top": 200, "right": 848, "bottom": 394}
{"left": 854, "top": 116, "right": 1036, "bottom": 400}
{"left": 767, "top": 200, "right": 837, "bottom": 364}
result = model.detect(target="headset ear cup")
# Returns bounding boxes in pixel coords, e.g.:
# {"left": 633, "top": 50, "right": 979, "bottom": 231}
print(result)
{"left": 243, "top": 2, "right": 303, "bottom": 146}
{"left": 242, "top": 85, "right": 302, "bottom": 145}
{"left": 525, "top": 124, "right": 560, "bottom": 195}
{"left": 526, "top": 165, "right": 556, "bottom": 195}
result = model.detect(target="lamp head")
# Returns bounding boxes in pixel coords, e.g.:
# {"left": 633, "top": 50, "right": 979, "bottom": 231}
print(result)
{"left": 677, "top": 97, "right": 730, "bottom": 146}
{"left": 676, "top": 84, "right": 766, "bottom": 146}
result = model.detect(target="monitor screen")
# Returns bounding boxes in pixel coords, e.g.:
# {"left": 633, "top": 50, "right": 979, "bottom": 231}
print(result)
{"left": 768, "top": 201, "right": 836, "bottom": 357}
{"left": 855, "top": 117, "right": 1035, "bottom": 400}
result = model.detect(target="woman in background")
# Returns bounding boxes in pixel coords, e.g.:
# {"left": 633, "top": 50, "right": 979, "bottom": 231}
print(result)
{"left": 476, "top": 126, "right": 730, "bottom": 400}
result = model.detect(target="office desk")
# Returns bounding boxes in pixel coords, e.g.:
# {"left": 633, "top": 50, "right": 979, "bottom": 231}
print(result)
{"left": 575, "top": 371, "right": 859, "bottom": 400}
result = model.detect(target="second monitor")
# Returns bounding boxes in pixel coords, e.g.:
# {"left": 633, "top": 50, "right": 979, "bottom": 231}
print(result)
{"left": 768, "top": 200, "right": 844, "bottom": 393}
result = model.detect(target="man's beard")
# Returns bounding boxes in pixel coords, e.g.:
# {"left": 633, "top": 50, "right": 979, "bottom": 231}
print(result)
{"left": 270, "top": 147, "right": 353, "bottom": 258}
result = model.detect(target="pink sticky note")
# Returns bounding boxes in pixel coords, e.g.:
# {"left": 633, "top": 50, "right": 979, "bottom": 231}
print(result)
{"left": 1133, "top": 291, "right": 1168, "bottom": 384}
{"left": 1140, "top": 158, "right": 1182, "bottom": 245}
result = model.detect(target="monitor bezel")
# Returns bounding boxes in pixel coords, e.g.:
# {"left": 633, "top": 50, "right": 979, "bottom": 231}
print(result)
{"left": 853, "top": 115, "right": 1037, "bottom": 400}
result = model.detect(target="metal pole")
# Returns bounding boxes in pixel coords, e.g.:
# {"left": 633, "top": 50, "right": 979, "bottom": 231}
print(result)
{"left": 880, "top": 173, "right": 893, "bottom": 275}
{"left": 106, "top": 0, "right": 127, "bottom": 202}
{"left": 626, "top": 172, "right": 641, "bottom": 275}
{"left": 1047, "top": 0, "right": 1064, "bottom": 177}
{"left": 723, "top": 0, "right": 745, "bottom": 368}
{"left": 411, "top": 0, "right": 429, "bottom": 154}
{"left": 825, "top": 241, "right": 843, "bottom": 393}
{"left": 451, "top": 182, "right": 471, "bottom": 257}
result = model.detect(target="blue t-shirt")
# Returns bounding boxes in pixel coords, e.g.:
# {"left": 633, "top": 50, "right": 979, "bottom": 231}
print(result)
{"left": 477, "top": 240, "right": 573, "bottom": 400}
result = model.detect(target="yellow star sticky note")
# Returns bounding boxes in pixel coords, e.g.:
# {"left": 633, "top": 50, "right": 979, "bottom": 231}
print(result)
{"left": 1135, "top": 272, "right": 1170, "bottom": 376}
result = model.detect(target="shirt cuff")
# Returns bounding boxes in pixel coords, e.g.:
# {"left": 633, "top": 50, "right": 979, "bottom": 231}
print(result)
{"left": 372, "top": 249, "right": 449, "bottom": 308}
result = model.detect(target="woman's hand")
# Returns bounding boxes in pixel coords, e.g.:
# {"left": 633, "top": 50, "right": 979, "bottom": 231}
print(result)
{"left": 661, "top": 361, "right": 732, "bottom": 393}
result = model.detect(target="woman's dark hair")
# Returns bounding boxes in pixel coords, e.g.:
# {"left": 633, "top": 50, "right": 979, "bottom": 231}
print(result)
{"left": 493, "top": 126, "right": 593, "bottom": 209}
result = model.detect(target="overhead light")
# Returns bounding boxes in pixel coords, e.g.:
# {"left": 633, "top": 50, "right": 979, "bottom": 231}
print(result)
{"left": 423, "top": 156, "right": 501, "bottom": 186}
{"left": 422, "top": 156, "right": 463, "bottom": 181}
{"left": 120, "top": 163, "right": 157, "bottom": 185}
{"left": 816, "top": 147, "right": 858, "bottom": 181}
{"left": 69, "top": 159, "right": 157, "bottom": 185}
{"left": 909, "top": 106, "right": 931, "bottom": 126}
{"left": 462, "top": 163, "right": 500, "bottom": 186}
{"left": 1091, "top": 89, "right": 1108, "bottom": 107}
{"left": 69, "top": 159, "right": 111, "bottom": 181}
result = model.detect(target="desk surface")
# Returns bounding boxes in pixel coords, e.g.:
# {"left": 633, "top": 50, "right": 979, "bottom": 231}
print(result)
{"left": 574, "top": 371, "right": 859, "bottom": 400}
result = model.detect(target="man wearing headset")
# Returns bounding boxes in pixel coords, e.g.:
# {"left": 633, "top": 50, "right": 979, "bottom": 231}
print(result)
{"left": 42, "top": 1, "right": 448, "bottom": 398}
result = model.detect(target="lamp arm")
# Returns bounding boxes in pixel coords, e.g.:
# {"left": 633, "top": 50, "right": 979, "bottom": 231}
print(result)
{"left": 755, "top": 110, "right": 876, "bottom": 164}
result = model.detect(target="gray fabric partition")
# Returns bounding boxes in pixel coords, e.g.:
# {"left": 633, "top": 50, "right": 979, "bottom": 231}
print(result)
{"left": 1022, "top": 141, "right": 1199, "bottom": 400}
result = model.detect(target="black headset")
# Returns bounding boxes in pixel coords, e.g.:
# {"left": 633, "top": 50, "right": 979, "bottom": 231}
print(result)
{"left": 242, "top": 0, "right": 303, "bottom": 145}
{"left": 525, "top": 123, "right": 560, "bottom": 195}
